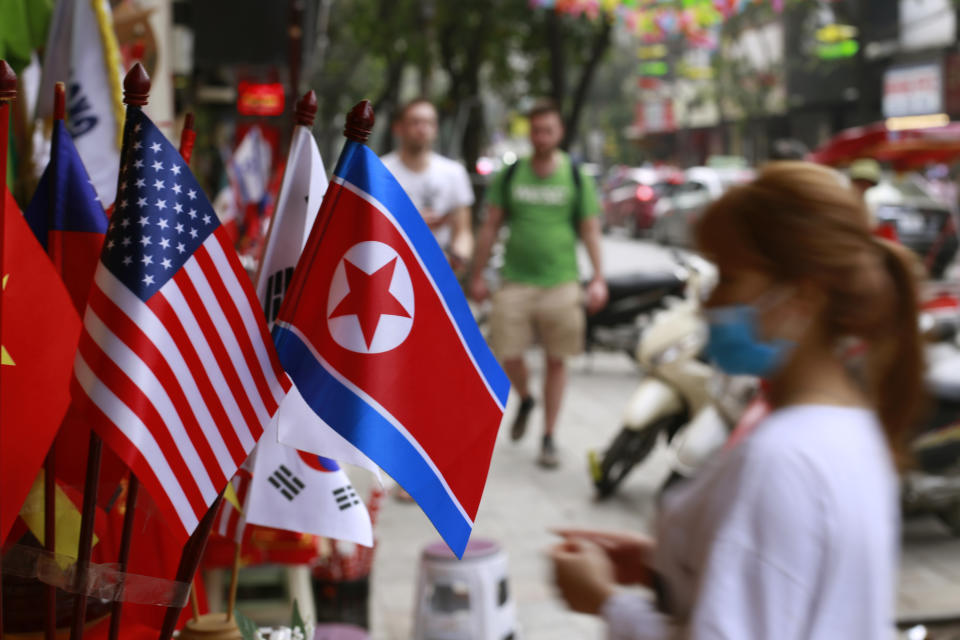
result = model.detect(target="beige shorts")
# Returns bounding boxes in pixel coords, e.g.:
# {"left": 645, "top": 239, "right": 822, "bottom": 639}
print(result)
{"left": 489, "top": 281, "right": 585, "bottom": 360}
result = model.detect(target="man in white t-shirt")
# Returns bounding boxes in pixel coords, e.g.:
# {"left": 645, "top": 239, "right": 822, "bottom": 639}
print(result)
{"left": 382, "top": 99, "right": 475, "bottom": 272}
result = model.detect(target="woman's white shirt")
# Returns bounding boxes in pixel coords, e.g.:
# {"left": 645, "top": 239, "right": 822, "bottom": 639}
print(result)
{"left": 602, "top": 405, "right": 900, "bottom": 640}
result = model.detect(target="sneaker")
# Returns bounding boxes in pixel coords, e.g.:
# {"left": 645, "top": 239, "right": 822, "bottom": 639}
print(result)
{"left": 511, "top": 396, "right": 535, "bottom": 442}
{"left": 538, "top": 435, "right": 559, "bottom": 469}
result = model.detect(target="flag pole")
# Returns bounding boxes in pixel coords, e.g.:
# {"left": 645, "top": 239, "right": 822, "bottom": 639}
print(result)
{"left": 106, "top": 475, "right": 137, "bottom": 640}
{"left": 0, "top": 57, "right": 19, "bottom": 640}
{"left": 225, "top": 541, "right": 241, "bottom": 622}
{"left": 43, "top": 80, "right": 67, "bottom": 640}
{"left": 68, "top": 431, "right": 101, "bottom": 640}
{"left": 157, "top": 494, "right": 223, "bottom": 640}
{"left": 70, "top": 62, "right": 150, "bottom": 640}
{"left": 190, "top": 579, "right": 201, "bottom": 621}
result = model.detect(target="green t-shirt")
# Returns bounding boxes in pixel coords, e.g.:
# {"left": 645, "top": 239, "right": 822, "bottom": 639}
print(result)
{"left": 487, "top": 153, "right": 600, "bottom": 287}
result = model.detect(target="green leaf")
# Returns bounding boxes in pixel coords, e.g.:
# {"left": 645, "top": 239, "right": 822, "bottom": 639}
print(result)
{"left": 291, "top": 598, "right": 307, "bottom": 637}
{"left": 234, "top": 608, "right": 259, "bottom": 640}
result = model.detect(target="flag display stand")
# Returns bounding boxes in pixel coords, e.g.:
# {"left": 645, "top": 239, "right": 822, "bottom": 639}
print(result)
{"left": 175, "top": 543, "right": 241, "bottom": 640}
{"left": 175, "top": 615, "right": 243, "bottom": 640}
{"left": 2, "top": 31, "right": 502, "bottom": 632}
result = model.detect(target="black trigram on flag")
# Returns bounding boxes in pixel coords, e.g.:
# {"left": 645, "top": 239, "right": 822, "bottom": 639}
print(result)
{"left": 333, "top": 484, "right": 360, "bottom": 511}
{"left": 264, "top": 267, "right": 294, "bottom": 325}
{"left": 268, "top": 465, "right": 305, "bottom": 501}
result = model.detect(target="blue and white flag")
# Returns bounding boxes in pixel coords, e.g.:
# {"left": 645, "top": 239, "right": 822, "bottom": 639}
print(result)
{"left": 243, "top": 418, "right": 373, "bottom": 546}
{"left": 37, "top": 0, "right": 124, "bottom": 207}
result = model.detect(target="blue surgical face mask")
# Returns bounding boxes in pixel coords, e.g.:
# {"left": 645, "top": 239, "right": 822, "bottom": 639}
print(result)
{"left": 705, "top": 298, "right": 796, "bottom": 378}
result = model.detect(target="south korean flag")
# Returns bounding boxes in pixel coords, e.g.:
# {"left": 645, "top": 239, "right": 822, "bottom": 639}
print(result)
{"left": 243, "top": 418, "right": 373, "bottom": 546}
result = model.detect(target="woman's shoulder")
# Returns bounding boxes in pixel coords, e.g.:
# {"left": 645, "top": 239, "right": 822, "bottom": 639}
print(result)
{"left": 748, "top": 405, "right": 882, "bottom": 456}
{"left": 730, "top": 404, "right": 892, "bottom": 498}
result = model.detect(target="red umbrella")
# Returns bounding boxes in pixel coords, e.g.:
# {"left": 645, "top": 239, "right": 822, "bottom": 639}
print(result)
{"left": 810, "top": 121, "right": 960, "bottom": 169}
{"left": 808, "top": 122, "right": 890, "bottom": 166}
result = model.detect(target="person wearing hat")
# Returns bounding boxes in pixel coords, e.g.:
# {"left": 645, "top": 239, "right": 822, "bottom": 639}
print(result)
{"left": 849, "top": 158, "right": 881, "bottom": 200}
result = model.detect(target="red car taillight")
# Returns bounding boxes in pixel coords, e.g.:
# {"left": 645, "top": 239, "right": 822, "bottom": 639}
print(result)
{"left": 635, "top": 185, "right": 655, "bottom": 201}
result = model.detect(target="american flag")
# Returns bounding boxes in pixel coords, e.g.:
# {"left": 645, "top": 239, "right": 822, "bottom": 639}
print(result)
{"left": 72, "top": 108, "right": 290, "bottom": 539}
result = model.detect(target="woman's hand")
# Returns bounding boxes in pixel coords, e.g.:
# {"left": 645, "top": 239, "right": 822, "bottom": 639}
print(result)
{"left": 550, "top": 539, "right": 617, "bottom": 615}
{"left": 554, "top": 528, "right": 656, "bottom": 587}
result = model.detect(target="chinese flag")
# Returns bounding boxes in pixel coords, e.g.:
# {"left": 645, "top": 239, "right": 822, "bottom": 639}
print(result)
{"left": 0, "top": 187, "right": 81, "bottom": 544}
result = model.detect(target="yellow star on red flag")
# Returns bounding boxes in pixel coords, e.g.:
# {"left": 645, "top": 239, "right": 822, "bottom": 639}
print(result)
{"left": 1, "top": 274, "right": 12, "bottom": 366}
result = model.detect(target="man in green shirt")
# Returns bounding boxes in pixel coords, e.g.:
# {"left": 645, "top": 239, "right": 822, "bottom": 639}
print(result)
{"left": 470, "top": 100, "right": 608, "bottom": 468}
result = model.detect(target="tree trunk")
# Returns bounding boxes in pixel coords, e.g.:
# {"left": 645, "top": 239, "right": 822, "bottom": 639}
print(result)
{"left": 418, "top": 0, "right": 437, "bottom": 96}
{"left": 546, "top": 10, "right": 566, "bottom": 108}
{"left": 562, "top": 14, "right": 612, "bottom": 151}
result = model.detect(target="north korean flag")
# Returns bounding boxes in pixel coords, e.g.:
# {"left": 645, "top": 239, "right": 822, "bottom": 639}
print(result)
{"left": 273, "top": 140, "right": 509, "bottom": 557}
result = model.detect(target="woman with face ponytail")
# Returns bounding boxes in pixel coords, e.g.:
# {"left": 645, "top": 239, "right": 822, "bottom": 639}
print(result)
{"left": 550, "top": 162, "right": 923, "bottom": 639}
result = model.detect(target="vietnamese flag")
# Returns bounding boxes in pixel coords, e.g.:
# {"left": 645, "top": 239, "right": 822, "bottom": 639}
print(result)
{"left": 0, "top": 187, "right": 81, "bottom": 543}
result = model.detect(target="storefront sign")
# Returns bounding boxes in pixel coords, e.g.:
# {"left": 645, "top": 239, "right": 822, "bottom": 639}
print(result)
{"left": 634, "top": 100, "right": 675, "bottom": 134}
{"left": 945, "top": 54, "right": 960, "bottom": 116}
{"left": 237, "top": 82, "right": 286, "bottom": 117}
{"left": 883, "top": 62, "right": 943, "bottom": 118}
{"left": 900, "top": 0, "right": 956, "bottom": 51}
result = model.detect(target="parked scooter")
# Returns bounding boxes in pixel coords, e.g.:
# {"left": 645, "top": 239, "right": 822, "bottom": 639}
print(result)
{"left": 584, "top": 270, "right": 686, "bottom": 357}
{"left": 473, "top": 239, "right": 687, "bottom": 358}
{"left": 588, "top": 253, "right": 758, "bottom": 499}
{"left": 904, "top": 293, "right": 960, "bottom": 534}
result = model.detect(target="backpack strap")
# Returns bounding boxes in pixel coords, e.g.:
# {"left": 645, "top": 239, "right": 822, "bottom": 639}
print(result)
{"left": 500, "top": 160, "right": 520, "bottom": 220}
{"left": 570, "top": 158, "right": 583, "bottom": 228}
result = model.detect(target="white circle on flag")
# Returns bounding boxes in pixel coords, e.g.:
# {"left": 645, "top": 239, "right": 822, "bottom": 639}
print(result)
{"left": 327, "top": 241, "right": 415, "bottom": 354}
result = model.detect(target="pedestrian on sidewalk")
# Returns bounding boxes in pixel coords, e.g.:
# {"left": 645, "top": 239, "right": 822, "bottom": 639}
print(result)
{"left": 550, "top": 162, "right": 924, "bottom": 638}
{"left": 382, "top": 98, "right": 475, "bottom": 275}
{"left": 469, "top": 99, "right": 608, "bottom": 469}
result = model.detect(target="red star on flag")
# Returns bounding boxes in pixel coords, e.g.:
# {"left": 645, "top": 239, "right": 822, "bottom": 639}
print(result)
{"left": 330, "top": 258, "right": 410, "bottom": 348}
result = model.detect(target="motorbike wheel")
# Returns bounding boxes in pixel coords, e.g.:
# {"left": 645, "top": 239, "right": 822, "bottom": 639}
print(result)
{"left": 591, "top": 419, "right": 669, "bottom": 499}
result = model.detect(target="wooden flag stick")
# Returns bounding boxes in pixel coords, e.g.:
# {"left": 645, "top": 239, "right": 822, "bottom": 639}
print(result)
{"left": 106, "top": 475, "right": 138, "bottom": 640}
{"left": 157, "top": 494, "right": 223, "bottom": 640}
{"left": 68, "top": 432, "right": 102, "bottom": 640}
{"left": 43, "top": 80, "right": 67, "bottom": 640}
{"left": 0, "top": 57, "right": 18, "bottom": 640}
{"left": 225, "top": 541, "right": 241, "bottom": 622}
{"left": 190, "top": 579, "right": 200, "bottom": 621}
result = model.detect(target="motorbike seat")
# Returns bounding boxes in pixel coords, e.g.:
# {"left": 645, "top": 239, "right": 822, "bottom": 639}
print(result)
{"left": 926, "top": 351, "right": 960, "bottom": 402}
{"left": 601, "top": 272, "right": 685, "bottom": 298}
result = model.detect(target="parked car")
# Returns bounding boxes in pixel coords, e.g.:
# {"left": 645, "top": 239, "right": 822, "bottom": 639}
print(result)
{"left": 866, "top": 176, "right": 959, "bottom": 280}
{"left": 651, "top": 164, "right": 754, "bottom": 247}
{"left": 601, "top": 166, "right": 682, "bottom": 237}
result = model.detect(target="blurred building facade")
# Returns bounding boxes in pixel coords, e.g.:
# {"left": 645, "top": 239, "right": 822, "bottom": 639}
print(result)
{"left": 629, "top": 0, "right": 960, "bottom": 166}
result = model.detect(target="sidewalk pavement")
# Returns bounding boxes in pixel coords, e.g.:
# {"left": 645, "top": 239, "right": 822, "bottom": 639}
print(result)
{"left": 363, "top": 352, "right": 960, "bottom": 640}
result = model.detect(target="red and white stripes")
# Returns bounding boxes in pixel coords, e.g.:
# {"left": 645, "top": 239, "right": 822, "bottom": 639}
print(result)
{"left": 74, "top": 227, "right": 289, "bottom": 540}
